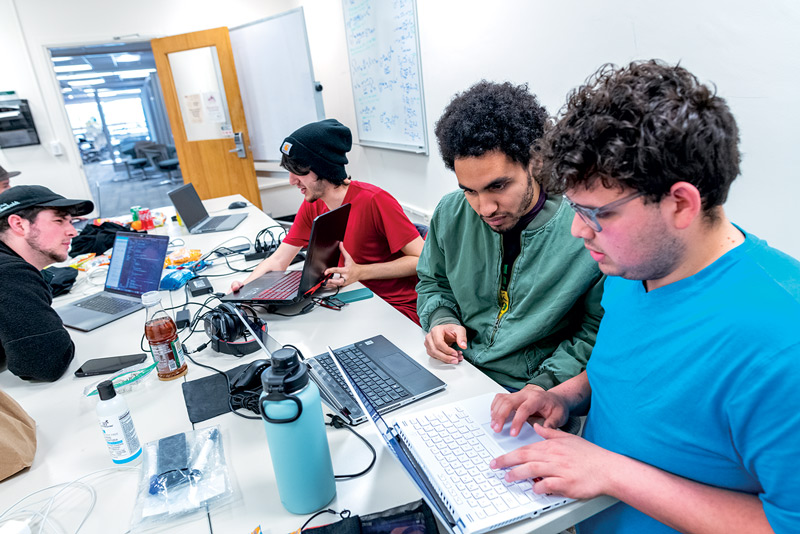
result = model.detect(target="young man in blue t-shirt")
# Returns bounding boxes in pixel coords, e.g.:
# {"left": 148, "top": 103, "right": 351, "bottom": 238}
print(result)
{"left": 488, "top": 61, "right": 800, "bottom": 533}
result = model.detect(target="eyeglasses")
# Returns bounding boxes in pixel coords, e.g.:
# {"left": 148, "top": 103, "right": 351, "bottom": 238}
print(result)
{"left": 563, "top": 191, "right": 644, "bottom": 232}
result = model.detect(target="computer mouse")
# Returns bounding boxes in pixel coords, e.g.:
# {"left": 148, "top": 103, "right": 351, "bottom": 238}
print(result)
{"left": 230, "top": 359, "right": 270, "bottom": 393}
{"left": 228, "top": 201, "right": 247, "bottom": 209}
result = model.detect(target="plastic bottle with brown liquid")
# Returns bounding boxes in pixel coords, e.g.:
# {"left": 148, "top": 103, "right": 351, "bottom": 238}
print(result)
{"left": 142, "top": 291, "right": 188, "bottom": 380}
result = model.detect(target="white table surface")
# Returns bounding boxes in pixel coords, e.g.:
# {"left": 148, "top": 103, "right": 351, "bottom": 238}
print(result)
{"left": 0, "top": 195, "right": 615, "bottom": 533}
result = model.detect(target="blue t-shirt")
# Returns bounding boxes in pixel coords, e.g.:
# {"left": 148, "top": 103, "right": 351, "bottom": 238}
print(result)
{"left": 579, "top": 231, "right": 800, "bottom": 534}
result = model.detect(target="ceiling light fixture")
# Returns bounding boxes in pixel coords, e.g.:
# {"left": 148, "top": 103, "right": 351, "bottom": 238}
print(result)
{"left": 116, "top": 68, "right": 156, "bottom": 79}
{"left": 115, "top": 53, "right": 141, "bottom": 63}
{"left": 68, "top": 78, "right": 106, "bottom": 86}
{"left": 53, "top": 64, "right": 92, "bottom": 73}
{"left": 57, "top": 71, "right": 113, "bottom": 81}
{"left": 99, "top": 88, "right": 143, "bottom": 97}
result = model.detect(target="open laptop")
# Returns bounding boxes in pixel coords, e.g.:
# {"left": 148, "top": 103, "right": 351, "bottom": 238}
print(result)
{"left": 221, "top": 203, "right": 350, "bottom": 306}
{"left": 56, "top": 233, "right": 170, "bottom": 332}
{"left": 168, "top": 183, "right": 248, "bottom": 234}
{"left": 306, "top": 335, "right": 446, "bottom": 425}
{"left": 228, "top": 304, "right": 445, "bottom": 426}
{"left": 328, "top": 349, "right": 573, "bottom": 534}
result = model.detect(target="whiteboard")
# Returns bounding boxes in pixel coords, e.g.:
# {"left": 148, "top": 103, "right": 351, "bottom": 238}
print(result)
{"left": 342, "top": 0, "right": 429, "bottom": 154}
{"left": 230, "top": 8, "right": 324, "bottom": 161}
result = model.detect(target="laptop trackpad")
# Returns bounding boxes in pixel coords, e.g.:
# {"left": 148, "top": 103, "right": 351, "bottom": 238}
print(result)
{"left": 382, "top": 352, "right": 419, "bottom": 377}
{"left": 480, "top": 420, "right": 543, "bottom": 454}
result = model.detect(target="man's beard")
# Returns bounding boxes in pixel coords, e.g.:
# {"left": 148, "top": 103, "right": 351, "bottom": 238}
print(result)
{"left": 485, "top": 175, "right": 536, "bottom": 234}
{"left": 26, "top": 227, "right": 68, "bottom": 265}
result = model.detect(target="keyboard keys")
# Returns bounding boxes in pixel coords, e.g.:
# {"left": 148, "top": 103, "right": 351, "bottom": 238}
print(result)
{"left": 404, "top": 406, "right": 540, "bottom": 521}
{"left": 200, "top": 216, "right": 227, "bottom": 231}
{"left": 77, "top": 294, "right": 137, "bottom": 314}
{"left": 257, "top": 271, "right": 302, "bottom": 300}
{"left": 315, "top": 346, "right": 410, "bottom": 413}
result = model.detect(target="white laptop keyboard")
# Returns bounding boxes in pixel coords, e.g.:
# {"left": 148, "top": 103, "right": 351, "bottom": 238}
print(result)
{"left": 404, "top": 406, "right": 551, "bottom": 520}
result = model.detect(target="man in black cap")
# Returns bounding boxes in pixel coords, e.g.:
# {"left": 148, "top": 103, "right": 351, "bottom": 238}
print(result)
{"left": 0, "top": 185, "right": 94, "bottom": 381}
{"left": 0, "top": 165, "right": 20, "bottom": 193}
{"left": 231, "top": 119, "right": 424, "bottom": 323}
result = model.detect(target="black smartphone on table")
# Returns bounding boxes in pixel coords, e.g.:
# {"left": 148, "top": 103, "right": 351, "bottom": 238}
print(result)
{"left": 74, "top": 354, "right": 148, "bottom": 377}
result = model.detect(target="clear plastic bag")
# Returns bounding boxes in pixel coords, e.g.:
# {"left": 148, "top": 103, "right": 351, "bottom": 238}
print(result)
{"left": 82, "top": 361, "right": 158, "bottom": 399}
{"left": 129, "top": 426, "right": 234, "bottom": 531}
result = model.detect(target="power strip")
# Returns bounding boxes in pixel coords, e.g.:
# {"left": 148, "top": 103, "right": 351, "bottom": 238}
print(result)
{"left": 244, "top": 251, "right": 268, "bottom": 261}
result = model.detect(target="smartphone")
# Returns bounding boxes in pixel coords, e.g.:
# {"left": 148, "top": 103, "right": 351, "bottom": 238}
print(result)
{"left": 337, "top": 287, "right": 374, "bottom": 303}
{"left": 74, "top": 354, "right": 148, "bottom": 377}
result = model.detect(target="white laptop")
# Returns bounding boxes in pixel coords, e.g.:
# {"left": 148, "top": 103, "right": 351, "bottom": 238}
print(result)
{"left": 56, "top": 233, "right": 169, "bottom": 332}
{"left": 328, "top": 348, "right": 572, "bottom": 534}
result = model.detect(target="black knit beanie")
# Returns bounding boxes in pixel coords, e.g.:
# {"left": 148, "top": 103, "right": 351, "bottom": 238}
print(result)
{"left": 280, "top": 119, "right": 352, "bottom": 183}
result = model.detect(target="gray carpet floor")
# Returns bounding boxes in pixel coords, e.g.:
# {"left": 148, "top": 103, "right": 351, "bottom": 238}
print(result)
{"left": 85, "top": 159, "right": 182, "bottom": 218}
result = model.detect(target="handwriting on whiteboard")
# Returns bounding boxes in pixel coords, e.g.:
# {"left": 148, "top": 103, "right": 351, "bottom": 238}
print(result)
{"left": 343, "top": 0, "right": 427, "bottom": 150}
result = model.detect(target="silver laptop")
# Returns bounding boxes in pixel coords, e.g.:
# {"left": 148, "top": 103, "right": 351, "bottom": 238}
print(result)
{"left": 168, "top": 183, "right": 247, "bottom": 234}
{"left": 56, "top": 233, "right": 169, "bottom": 332}
{"left": 328, "top": 348, "right": 572, "bottom": 534}
{"left": 306, "top": 335, "right": 446, "bottom": 425}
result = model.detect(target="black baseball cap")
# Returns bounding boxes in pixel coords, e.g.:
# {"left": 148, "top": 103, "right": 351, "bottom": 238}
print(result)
{"left": 0, "top": 166, "right": 21, "bottom": 181}
{"left": 0, "top": 185, "right": 94, "bottom": 218}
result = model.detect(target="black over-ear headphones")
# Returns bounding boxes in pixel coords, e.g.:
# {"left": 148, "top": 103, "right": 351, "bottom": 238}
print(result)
{"left": 203, "top": 303, "right": 267, "bottom": 357}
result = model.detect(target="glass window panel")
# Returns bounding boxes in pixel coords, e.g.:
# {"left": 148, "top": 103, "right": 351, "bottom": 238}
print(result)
{"left": 167, "top": 46, "right": 231, "bottom": 141}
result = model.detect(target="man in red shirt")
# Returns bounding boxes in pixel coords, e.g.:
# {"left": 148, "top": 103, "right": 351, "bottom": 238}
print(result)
{"left": 231, "top": 119, "right": 424, "bottom": 324}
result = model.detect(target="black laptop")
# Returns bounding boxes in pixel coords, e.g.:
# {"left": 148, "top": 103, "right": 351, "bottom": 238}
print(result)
{"left": 221, "top": 203, "right": 350, "bottom": 306}
{"left": 168, "top": 183, "right": 248, "bottom": 234}
{"left": 56, "top": 233, "right": 169, "bottom": 331}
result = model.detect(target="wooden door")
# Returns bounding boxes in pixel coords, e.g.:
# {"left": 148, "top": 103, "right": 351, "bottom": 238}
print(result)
{"left": 151, "top": 27, "right": 262, "bottom": 208}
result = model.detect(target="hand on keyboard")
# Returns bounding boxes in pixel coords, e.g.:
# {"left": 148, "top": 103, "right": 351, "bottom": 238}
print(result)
{"left": 490, "top": 385, "right": 569, "bottom": 437}
{"left": 489, "top": 424, "right": 615, "bottom": 501}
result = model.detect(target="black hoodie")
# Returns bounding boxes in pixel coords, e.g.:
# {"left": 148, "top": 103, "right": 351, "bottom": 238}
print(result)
{"left": 0, "top": 239, "right": 74, "bottom": 381}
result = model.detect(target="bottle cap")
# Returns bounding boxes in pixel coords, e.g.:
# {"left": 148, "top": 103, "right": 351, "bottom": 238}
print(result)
{"left": 141, "top": 291, "right": 161, "bottom": 307}
{"left": 262, "top": 347, "right": 308, "bottom": 394}
{"left": 97, "top": 380, "right": 117, "bottom": 400}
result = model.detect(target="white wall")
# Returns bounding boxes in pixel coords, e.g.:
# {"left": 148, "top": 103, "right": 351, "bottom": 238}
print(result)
{"left": 301, "top": 0, "right": 800, "bottom": 258}
{"left": 2, "top": 0, "right": 799, "bottom": 258}
{"left": 0, "top": 0, "right": 297, "bottom": 208}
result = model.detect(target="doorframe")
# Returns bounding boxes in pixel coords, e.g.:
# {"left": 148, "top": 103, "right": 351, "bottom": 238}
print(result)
{"left": 40, "top": 36, "right": 174, "bottom": 215}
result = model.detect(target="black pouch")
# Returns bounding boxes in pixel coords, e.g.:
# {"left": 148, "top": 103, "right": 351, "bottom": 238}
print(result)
{"left": 302, "top": 501, "right": 437, "bottom": 534}
{"left": 41, "top": 266, "right": 79, "bottom": 297}
{"left": 181, "top": 364, "right": 252, "bottom": 423}
{"left": 69, "top": 221, "right": 140, "bottom": 257}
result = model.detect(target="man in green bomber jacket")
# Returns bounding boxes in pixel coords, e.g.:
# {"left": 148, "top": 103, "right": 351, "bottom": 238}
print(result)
{"left": 417, "top": 80, "right": 604, "bottom": 393}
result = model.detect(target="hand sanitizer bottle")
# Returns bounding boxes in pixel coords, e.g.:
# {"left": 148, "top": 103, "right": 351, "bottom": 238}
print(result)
{"left": 96, "top": 380, "right": 142, "bottom": 464}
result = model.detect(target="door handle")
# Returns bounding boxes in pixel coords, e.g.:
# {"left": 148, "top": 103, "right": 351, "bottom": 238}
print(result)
{"left": 230, "top": 132, "right": 246, "bottom": 159}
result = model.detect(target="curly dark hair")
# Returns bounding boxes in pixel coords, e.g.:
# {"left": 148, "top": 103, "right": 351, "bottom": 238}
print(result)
{"left": 541, "top": 60, "right": 740, "bottom": 215}
{"left": 434, "top": 80, "right": 548, "bottom": 171}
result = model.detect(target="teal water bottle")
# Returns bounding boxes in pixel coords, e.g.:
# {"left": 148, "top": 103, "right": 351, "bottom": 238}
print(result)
{"left": 259, "top": 347, "right": 336, "bottom": 514}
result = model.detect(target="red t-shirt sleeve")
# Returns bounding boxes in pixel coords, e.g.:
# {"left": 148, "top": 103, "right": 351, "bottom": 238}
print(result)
{"left": 370, "top": 190, "right": 421, "bottom": 253}
{"left": 282, "top": 199, "right": 318, "bottom": 247}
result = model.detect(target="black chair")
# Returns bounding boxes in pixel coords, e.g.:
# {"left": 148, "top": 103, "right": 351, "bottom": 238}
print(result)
{"left": 141, "top": 146, "right": 182, "bottom": 184}
{"left": 115, "top": 142, "right": 148, "bottom": 181}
